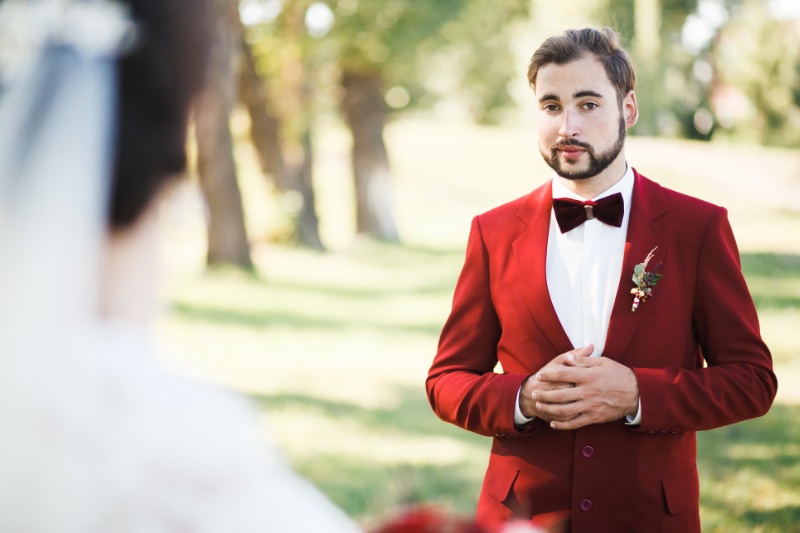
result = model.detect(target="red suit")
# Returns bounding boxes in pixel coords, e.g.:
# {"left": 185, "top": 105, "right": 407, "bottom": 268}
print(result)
{"left": 426, "top": 170, "right": 777, "bottom": 532}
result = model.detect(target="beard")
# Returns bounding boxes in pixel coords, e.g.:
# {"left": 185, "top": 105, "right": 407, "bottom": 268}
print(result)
{"left": 541, "top": 116, "right": 626, "bottom": 181}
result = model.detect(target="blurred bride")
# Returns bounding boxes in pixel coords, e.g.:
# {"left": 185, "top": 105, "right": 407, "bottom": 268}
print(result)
{"left": 0, "top": 0, "right": 361, "bottom": 531}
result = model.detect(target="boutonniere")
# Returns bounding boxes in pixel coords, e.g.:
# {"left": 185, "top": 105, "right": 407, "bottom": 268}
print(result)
{"left": 630, "top": 246, "right": 664, "bottom": 312}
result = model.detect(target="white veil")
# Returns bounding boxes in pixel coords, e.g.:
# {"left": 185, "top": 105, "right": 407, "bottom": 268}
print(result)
{"left": 0, "top": 0, "right": 133, "bottom": 524}
{"left": 0, "top": 2, "right": 362, "bottom": 531}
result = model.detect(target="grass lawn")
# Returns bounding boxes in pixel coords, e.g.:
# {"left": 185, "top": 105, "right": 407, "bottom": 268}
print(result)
{"left": 158, "top": 117, "right": 800, "bottom": 531}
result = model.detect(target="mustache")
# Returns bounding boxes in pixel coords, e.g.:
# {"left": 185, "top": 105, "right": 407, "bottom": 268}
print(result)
{"left": 552, "top": 138, "right": 592, "bottom": 151}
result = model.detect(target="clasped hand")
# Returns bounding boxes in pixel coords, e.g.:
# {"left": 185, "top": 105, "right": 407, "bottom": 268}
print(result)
{"left": 519, "top": 344, "right": 639, "bottom": 430}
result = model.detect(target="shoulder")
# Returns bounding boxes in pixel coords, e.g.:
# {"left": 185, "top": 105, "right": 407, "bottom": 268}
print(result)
{"left": 635, "top": 170, "right": 726, "bottom": 220}
{"left": 474, "top": 180, "right": 550, "bottom": 231}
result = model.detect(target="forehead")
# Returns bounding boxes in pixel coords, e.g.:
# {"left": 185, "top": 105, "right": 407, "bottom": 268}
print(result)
{"left": 534, "top": 55, "right": 615, "bottom": 99}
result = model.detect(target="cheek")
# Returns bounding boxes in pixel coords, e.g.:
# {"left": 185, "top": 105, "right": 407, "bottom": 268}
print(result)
{"left": 593, "top": 112, "right": 623, "bottom": 137}
{"left": 535, "top": 117, "right": 558, "bottom": 142}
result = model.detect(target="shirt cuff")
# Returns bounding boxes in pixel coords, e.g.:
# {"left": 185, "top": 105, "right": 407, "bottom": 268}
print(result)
{"left": 514, "top": 386, "right": 535, "bottom": 426}
{"left": 625, "top": 398, "right": 642, "bottom": 426}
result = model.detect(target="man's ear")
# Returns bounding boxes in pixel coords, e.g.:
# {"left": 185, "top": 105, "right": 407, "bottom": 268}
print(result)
{"left": 623, "top": 90, "right": 638, "bottom": 128}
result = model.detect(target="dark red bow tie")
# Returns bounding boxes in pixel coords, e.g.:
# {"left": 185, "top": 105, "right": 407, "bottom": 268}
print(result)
{"left": 552, "top": 193, "right": 624, "bottom": 233}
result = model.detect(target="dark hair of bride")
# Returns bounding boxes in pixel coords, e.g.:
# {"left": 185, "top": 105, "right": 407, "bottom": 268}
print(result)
{"left": 108, "top": 0, "right": 211, "bottom": 229}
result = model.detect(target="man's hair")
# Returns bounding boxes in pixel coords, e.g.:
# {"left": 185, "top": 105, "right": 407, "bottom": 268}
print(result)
{"left": 109, "top": 0, "right": 211, "bottom": 229}
{"left": 527, "top": 27, "right": 636, "bottom": 105}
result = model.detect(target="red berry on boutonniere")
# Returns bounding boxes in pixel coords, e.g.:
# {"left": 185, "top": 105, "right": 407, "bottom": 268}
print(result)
{"left": 630, "top": 246, "right": 664, "bottom": 312}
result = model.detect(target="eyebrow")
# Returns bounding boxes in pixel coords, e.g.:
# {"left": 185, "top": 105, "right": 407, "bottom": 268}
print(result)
{"left": 574, "top": 90, "right": 604, "bottom": 99}
{"left": 538, "top": 90, "right": 605, "bottom": 103}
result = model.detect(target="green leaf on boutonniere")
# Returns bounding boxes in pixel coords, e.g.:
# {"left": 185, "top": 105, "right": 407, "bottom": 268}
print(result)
{"left": 630, "top": 246, "right": 663, "bottom": 312}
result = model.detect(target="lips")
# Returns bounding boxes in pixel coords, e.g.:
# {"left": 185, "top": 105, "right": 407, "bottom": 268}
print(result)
{"left": 558, "top": 147, "right": 586, "bottom": 157}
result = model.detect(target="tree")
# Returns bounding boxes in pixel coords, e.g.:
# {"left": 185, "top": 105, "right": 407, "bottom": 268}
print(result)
{"left": 712, "top": 0, "right": 800, "bottom": 147}
{"left": 195, "top": 0, "right": 253, "bottom": 268}
{"left": 437, "top": 0, "right": 532, "bottom": 125}
{"left": 586, "top": 0, "right": 702, "bottom": 136}
{"left": 240, "top": 0, "right": 326, "bottom": 249}
{"left": 340, "top": 69, "right": 397, "bottom": 240}
{"left": 240, "top": 0, "right": 531, "bottom": 244}
{"left": 239, "top": 37, "right": 286, "bottom": 189}
{"left": 326, "top": 1, "right": 466, "bottom": 241}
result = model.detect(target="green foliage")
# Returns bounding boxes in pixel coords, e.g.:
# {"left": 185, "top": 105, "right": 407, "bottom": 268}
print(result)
{"left": 713, "top": 0, "right": 800, "bottom": 147}
{"left": 325, "top": 0, "right": 467, "bottom": 73}
{"left": 434, "top": 0, "right": 531, "bottom": 124}
{"left": 660, "top": 0, "right": 700, "bottom": 34}
{"left": 567, "top": 0, "right": 800, "bottom": 145}
{"left": 244, "top": 0, "right": 530, "bottom": 121}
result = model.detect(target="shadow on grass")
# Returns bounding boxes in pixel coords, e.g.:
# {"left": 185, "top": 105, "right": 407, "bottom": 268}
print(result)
{"left": 741, "top": 253, "right": 800, "bottom": 278}
{"left": 347, "top": 241, "right": 467, "bottom": 260}
{"left": 741, "top": 252, "right": 800, "bottom": 310}
{"left": 293, "top": 454, "right": 482, "bottom": 522}
{"left": 253, "top": 384, "right": 488, "bottom": 521}
{"left": 698, "top": 403, "right": 800, "bottom": 531}
{"left": 253, "top": 384, "right": 488, "bottom": 445}
{"left": 170, "top": 302, "right": 444, "bottom": 335}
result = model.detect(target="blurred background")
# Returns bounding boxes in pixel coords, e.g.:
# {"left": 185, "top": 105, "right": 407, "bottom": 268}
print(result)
{"left": 157, "top": 0, "right": 800, "bottom": 531}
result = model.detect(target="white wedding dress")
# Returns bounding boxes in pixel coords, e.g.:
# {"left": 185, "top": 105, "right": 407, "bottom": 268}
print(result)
{"left": 1, "top": 318, "right": 361, "bottom": 533}
{"left": 0, "top": 1, "right": 361, "bottom": 531}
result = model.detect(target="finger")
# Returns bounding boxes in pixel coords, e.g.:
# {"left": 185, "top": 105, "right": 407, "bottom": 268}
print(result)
{"left": 533, "top": 381, "right": 575, "bottom": 392}
{"left": 533, "top": 388, "right": 579, "bottom": 404}
{"left": 537, "top": 366, "right": 584, "bottom": 384}
{"left": 535, "top": 399, "right": 584, "bottom": 420}
{"left": 551, "top": 345, "right": 592, "bottom": 365}
{"left": 550, "top": 413, "right": 594, "bottom": 430}
{"left": 564, "top": 344, "right": 595, "bottom": 367}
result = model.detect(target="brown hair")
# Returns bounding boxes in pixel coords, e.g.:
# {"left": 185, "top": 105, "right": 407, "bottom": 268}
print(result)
{"left": 527, "top": 27, "right": 636, "bottom": 105}
{"left": 109, "top": 0, "right": 211, "bottom": 229}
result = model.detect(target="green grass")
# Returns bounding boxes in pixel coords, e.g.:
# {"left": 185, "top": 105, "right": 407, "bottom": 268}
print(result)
{"left": 159, "top": 117, "right": 800, "bottom": 530}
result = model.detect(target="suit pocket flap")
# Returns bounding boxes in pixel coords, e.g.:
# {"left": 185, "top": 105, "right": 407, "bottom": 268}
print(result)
{"left": 662, "top": 466, "right": 699, "bottom": 515}
{"left": 485, "top": 455, "right": 520, "bottom": 503}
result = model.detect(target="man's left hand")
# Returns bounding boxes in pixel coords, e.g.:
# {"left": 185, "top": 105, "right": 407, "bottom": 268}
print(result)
{"left": 533, "top": 354, "right": 639, "bottom": 430}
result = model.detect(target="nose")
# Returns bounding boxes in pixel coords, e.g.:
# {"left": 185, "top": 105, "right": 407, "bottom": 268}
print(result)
{"left": 558, "top": 109, "right": 580, "bottom": 138}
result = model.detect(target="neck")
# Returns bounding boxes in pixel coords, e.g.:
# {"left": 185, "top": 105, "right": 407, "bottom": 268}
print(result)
{"left": 98, "top": 199, "right": 162, "bottom": 325}
{"left": 556, "top": 152, "right": 628, "bottom": 199}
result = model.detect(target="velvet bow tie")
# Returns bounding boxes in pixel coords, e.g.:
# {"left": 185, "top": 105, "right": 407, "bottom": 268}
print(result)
{"left": 552, "top": 192, "right": 624, "bottom": 234}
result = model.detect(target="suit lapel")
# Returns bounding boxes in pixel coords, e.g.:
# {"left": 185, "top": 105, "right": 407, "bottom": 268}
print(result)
{"left": 512, "top": 182, "right": 574, "bottom": 355}
{"left": 604, "top": 170, "right": 670, "bottom": 361}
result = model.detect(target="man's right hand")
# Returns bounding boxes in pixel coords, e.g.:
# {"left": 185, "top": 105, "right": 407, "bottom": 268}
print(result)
{"left": 518, "top": 345, "right": 595, "bottom": 421}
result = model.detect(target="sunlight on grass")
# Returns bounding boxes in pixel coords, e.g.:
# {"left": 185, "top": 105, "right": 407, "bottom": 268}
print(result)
{"left": 265, "top": 408, "right": 486, "bottom": 466}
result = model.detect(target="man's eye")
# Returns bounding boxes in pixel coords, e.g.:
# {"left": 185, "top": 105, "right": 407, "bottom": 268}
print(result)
{"left": 543, "top": 104, "right": 560, "bottom": 112}
{"left": 582, "top": 102, "right": 598, "bottom": 110}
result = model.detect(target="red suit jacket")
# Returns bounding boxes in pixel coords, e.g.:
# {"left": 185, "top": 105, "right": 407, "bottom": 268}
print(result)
{"left": 426, "top": 170, "right": 777, "bottom": 532}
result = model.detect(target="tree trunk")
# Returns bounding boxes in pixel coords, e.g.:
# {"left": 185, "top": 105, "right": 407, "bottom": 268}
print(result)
{"left": 275, "top": 1, "right": 325, "bottom": 250}
{"left": 633, "top": 0, "right": 662, "bottom": 136}
{"left": 288, "top": 128, "right": 324, "bottom": 250}
{"left": 341, "top": 69, "right": 399, "bottom": 242}
{"left": 195, "top": 0, "right": 252, "bottom": 268}
{"left": 238, "top": 37, "right": 288, "bottom": 190}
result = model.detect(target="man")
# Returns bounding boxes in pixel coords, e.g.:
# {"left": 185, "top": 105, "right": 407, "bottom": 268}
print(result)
{"left": 426, "top": 27, "right": 777, "bottom": 533}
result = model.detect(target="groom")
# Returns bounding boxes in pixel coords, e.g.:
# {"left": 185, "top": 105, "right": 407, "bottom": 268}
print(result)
{"left": 426, "top": 27, "right": 777, "bottom": 533}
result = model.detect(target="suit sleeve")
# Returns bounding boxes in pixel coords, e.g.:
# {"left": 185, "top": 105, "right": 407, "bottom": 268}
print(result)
{"left": 426, "top": 217, "right": 536, "bottom": 437}
{"left": 633, "top": 208, "right": 778, "bottom": 433}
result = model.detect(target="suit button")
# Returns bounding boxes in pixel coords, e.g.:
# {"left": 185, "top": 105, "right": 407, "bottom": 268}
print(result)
{"left": 579, "top": 499, "right": 593, "bottom": 511}
{"left": 581, "top": 446, "right": 594, "bottom": 458}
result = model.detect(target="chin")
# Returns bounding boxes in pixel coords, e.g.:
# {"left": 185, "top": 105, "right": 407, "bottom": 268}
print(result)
{"left": 558, "top": 171, "right": 596, "bottom": 181}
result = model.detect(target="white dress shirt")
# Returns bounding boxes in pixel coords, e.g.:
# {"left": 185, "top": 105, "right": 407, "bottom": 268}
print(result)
{"left": 515, "top": 165, "right": 642, "bottom": 426}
